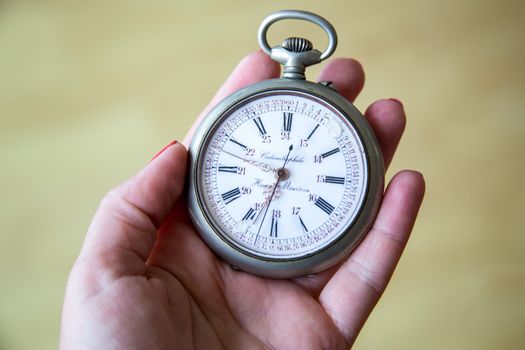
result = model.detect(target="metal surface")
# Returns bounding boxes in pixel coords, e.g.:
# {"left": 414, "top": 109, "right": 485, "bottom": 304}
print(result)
{"left": 257, "top": 9, "right": 337, "bottom": 60}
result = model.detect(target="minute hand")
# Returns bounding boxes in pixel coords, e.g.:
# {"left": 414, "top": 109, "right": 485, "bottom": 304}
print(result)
{"left": 222, "top": 149, "right": 277, "bottom": 173}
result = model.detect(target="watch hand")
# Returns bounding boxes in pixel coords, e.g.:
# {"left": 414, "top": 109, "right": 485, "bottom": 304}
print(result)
{"left": 255, "top": 144, "right": 294, "bottom": 240}
{"left": 222, "top": 149, "right": 276, "bottom": 173}
{"left": 281, "top": 144, "right": 294, "bottom": 168}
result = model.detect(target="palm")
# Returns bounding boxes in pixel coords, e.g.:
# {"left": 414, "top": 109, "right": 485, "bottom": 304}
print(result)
{"left": 144, "top": 206, "right": 347, "bottom": 349}
{"left": 61, "top": 52, "right": 425, "bottom": 349}
{"left": 70, "top": 209, "right": 346, "bottom": 349}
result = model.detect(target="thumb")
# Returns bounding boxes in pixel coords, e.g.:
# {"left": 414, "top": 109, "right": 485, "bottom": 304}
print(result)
{"left": 76, "top": 141, "right": 187, "bottom": 282}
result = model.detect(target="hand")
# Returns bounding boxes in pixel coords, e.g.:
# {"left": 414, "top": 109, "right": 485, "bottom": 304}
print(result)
{"left": 60, "top": 51, "right": 425, "bottom": 349}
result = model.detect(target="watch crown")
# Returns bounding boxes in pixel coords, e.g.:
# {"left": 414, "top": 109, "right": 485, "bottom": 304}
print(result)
{"left": 282, "top": 37, "right": 313, "bottom": 52}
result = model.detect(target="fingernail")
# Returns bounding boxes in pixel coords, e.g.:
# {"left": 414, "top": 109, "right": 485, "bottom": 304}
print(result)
{"left": 389, "top": 98, "right": 404, "bottom": 108}
{"left": 150, "top": 140, "right": 177, "bottom": 162}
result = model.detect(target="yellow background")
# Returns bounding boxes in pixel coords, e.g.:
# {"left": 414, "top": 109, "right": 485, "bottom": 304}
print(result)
{"left": 1, "top": 0, "right": 524, "bottom": 349}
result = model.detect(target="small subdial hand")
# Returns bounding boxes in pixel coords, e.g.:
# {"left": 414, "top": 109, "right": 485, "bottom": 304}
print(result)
{"left": 222, "top": 149, "right": 277, "bottom": 173}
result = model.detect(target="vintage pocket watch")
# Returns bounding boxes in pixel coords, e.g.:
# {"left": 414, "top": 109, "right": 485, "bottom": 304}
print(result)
{"left": 187, "top": 10, "right": 384, "bottom": 278}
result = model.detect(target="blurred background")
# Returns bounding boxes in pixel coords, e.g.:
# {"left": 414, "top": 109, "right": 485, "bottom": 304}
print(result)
{"left": 1, "top": 0, "right": 524, "bottom": 349}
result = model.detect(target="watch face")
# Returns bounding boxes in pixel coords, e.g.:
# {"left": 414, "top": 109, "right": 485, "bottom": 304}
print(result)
{"left": 196, "top": 89, "right": 369, "bottom": 260}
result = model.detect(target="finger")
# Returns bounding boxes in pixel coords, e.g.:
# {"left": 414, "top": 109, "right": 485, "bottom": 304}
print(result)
{"left": 317, "top": 58, "right": 365, "bottom": 102}
{"left": 145, "top": 200, "right": 222, "bottom": 290}
{"left": 365, "top": 99, "right": 406, "bottom": 170}
{"left": 77, "top": 142, "right": 187, "bottom": 281}
{"left": 319, "top": 170, "right": 425, "bottom": 346}
{"left": 183, "top": 50, "right": 280, "bottom": 146}
{"left": 317, "top": 59, "right": 405, "bottom": 170}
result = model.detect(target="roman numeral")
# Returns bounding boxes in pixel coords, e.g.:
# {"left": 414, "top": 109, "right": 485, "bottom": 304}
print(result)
{"left": 306, "top": 124, "right": 319, "bottom": 140}
{"left": 242, "top": 207, "right": 256, "bottom": 221}
{"left": 221, "top": 188, "right": 241, "bottom": 205}
{"left": 253, "top": 117, "right": 267, "bottom": 135}
{"left": 299, "top": 216, "right": 308, "bottom": 233}
{"left": 270, "top": 217, "right": 278, "bottom": 237}
{"left": 229, "top": 138, "right": 247, "bottom": 150}
{"left": 324, "top": 176, "right": 345, "bottom": 185}
{"left": 218, "top": 165, "right": 238, "bottom": 173}
{"left": 314, "top": 197, "right": 335, "bottom": 215}
{"left": 321, "top": 147, "right": 340, "bottom": 159}
{"left": 283, "top": 112, "right": 293, "bottom": 132}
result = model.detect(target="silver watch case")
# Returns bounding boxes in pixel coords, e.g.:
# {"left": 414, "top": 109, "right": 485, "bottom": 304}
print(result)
{"left": 187, "top": 78, "right": 384, "bottom": 279}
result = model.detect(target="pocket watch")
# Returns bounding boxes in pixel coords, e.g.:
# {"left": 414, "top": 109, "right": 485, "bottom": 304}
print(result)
{"left": 187, "top": 10, "right": 384, "bottom": 278}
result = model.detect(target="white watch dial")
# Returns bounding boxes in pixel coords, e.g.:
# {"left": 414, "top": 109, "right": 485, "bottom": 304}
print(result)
{"left": 199, "top": 90, "right": 368, "bottom": 259}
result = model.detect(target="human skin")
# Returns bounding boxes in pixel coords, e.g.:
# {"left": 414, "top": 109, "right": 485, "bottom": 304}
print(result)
{"left": 60, "top": 51, "right": 425, "bottom": 349}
